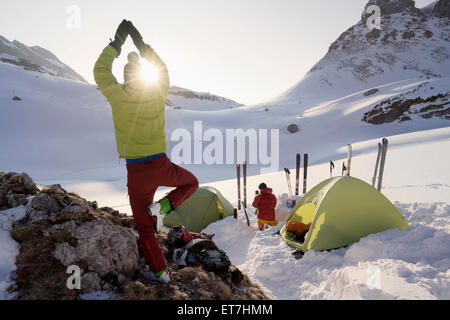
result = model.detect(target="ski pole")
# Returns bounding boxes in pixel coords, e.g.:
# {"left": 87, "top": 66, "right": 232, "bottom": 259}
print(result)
{"left": 284, "top": 168, "right": 293, "bottom": 197}
{"left": 330, "top": 161, "right": 335, "bottom": 178}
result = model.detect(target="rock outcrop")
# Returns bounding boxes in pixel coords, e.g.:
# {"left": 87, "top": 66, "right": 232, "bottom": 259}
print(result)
{"left": 430, "top": 0, "right": 450, "bottom": 19}
{"left": 1, "top": 172, "right": 269, "bottom": 300}
{"left": 362, "top": 81, "right": 449, "bottom": 124}
{"left": 361, "top": 0, "right": 420, "bottom": 24}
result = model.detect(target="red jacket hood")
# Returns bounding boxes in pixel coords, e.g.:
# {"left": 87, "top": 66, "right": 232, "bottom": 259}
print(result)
{"left": 260, "top": 188, "right": 273, "bottom": 195}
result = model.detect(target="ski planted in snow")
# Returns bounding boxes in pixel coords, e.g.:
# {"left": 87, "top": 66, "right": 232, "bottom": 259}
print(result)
{"left": 284, "top": 168, "right": 293, "bottom": 197}
{"left": 372, "top": 142, "right": 382, "bottom": 187}
{"left": 347, "top": 144, "right": 352, "bottom": 176}
{"left": 243, "top": 161, "right": 247, "bottom": 209}
{"left": 303, "top": 154, "right": 308, "bottom": 194}
{"left": 242, "top": 201, "right": 250, "bottom": 226}
{"left": 295, "top": 153, "right": 301, "bottom": 195}
{"left": 330, "top": 161, "right": 335, "bottom": 178}
{"left": 236, "top": 164, "right": 241, "bottom": 210}
{"left": 377, "top": 138, "right": 389, "bottom": 191}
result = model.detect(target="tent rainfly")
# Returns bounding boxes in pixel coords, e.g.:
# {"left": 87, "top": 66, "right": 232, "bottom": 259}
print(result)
{"left": 164, "top": 186, "right": 234, "bottom": 232}
{"left": 280, "top": 176, "right": 409, "bottom": 252}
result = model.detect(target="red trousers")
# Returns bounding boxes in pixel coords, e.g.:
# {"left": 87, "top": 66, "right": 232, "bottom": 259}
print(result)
{"left": 126, "top": 154, "right": 199, "bottom": 273}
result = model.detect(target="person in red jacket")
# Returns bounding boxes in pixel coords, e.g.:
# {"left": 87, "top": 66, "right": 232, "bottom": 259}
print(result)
{"left": 252, "top": 183, "right": 278, "bottom": 230}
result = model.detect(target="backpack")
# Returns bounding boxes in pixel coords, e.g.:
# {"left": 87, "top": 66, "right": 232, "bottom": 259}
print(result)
{"left": 187, "top": 239, "right": 231, "bottom": 272}
{"left": 167, "top": 226, "right": 231, "bottom": 272}
{"left": 167, "top": 225, "right": 213, "bottom": 248}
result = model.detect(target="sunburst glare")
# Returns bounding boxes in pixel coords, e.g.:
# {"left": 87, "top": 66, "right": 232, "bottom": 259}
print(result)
{"left": 141, "top": 60, "right": 159, "bottom": 84}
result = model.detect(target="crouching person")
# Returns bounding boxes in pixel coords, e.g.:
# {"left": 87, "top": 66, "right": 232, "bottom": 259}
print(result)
{"left": 252, "top": 183, "right": 278, "bottom": 230}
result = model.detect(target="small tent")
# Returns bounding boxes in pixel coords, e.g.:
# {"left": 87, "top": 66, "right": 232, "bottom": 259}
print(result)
{"left": 280, "top": 176, "right": 409, "bottom": 252}
{"left": 164, "top": 186, "right": 234, "bottom": 232}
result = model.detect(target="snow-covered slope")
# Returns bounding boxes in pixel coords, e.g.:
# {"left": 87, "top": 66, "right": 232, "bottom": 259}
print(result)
{"left": 201, "top": 133, "right": 450, "bottom": 300}
{"left": 271, "top": 0, "right": 450, "bottom": 106}
{"left": 0, "top": 0, "right": 449, "bottom": 301}
{"left": 0, "top": 0, "right": 448, "bottom": 184}
{"left": 0, "top": 35, "right": 87, "bottom": 83}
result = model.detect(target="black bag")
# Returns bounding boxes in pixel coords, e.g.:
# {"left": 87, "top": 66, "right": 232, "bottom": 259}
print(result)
{"left": 188, "top": 239, "right": 231, "bottom": 272}
{"left": 168, "top": 226, "right": 231, "bottom": 272}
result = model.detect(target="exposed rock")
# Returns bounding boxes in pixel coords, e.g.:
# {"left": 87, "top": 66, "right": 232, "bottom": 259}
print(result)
{"left": 362, "top": 82, "right": 449, "bottom": 124}
{"left": 402, "top": 31, "right": 415, "bottom": 39}
{"left": 42, "top": 220, "right": 78, "bottom": 237}
{"left": 40, "top": 184, "right": 66, "bottom": 195}
{"left": 53, "top": 219, "right": 139, "bottom": 277}
{"left": 81, "top": 272, "right": 102, "bottom": 294}
{"left": 287, "top": 124, "right": 299, "bottom": 134}
{"left": 12, "top": 96, "right": 22, "bottom": 101}
{"left": 2, "top": 172, "right": 269, "bottom": 300}
{"left": 0, "top": 172, "right": 39, "bottom": 210}
{"left": 431, "top": 0, "right": 450, "bottom": 18}
{"left": 63, "top": 198, "right": 89, "bottom": 215}
{"left": 366, "top": 29, "right": 381, "bottom": 40}
{"left": 364, "top": 88, "right": 379, "bottom": 96}
{"left": 424, "top": 30, "right": 434, "bottom": 38}
{"left": 27, "top": 193, "right": 62, "bottom": 214}
{"left": 361, "top": 0, "right": 419, "bottom": 24}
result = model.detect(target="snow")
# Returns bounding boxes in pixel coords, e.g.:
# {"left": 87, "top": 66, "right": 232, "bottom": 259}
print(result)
{"left": 79, "top": 291, "right": 117, "bottom": 300}
{"left": 203, "top": 199, "right": 449, "bottom": 300}
{"left": 0, "top": 201, "right": 29, "bottom": 299}
{"left": 2, "top": 59, "right": 448, "bottom": 300}
{"left": 168, "top": 86, "right": 243, "bottom": 111}
{"left": 0, "top": 4, "right": 449, "bottom": 299}
{"left": 198, "top": 133, "right": 450, "bottom": 300}
{"left": 0, "top": 53, "right": 19, "bottom": 61}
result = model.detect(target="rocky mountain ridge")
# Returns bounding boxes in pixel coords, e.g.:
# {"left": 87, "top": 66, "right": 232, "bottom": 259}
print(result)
{"left": 274, "top": 0, "right": 450, "bottom": 104}
{"left": 0, "top": 35, "right": 87, "bottom": 83}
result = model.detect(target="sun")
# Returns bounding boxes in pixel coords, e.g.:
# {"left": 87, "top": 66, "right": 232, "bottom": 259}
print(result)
{"left": 140, "top": 60, "right": 159, "bottom": 84}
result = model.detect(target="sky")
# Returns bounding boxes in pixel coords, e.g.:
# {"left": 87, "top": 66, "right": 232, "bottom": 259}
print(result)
{"left": 0, "top": 0, "right": 436, "bottom": 105}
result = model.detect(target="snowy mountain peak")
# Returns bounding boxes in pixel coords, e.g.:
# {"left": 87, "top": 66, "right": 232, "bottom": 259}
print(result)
{"left": 0, "top": 35, "right": 86, "bottom": 83}
{"left": 272, "top": 0, "right": 449, "bottom": 105}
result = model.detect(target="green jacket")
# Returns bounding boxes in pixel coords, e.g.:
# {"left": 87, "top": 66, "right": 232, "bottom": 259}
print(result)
{"left": 93, "top": 45, "right": 170, "bottom": 159}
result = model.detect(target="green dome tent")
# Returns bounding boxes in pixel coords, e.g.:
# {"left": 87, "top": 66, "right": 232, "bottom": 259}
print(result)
{"left": 164, "top": 186, "right": 234, "bottom": 232}
{"left": 280, "top": 176, "right": 409, "bottom": 252}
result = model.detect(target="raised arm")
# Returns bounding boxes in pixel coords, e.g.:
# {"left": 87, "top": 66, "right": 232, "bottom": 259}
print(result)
{"left": 128, "top": 22, "right": 170, "bottom": 98}
{"left": 93, "top": 45, "right": 121, "bottom": 98}
{"left": 93, "top": 20, "right": 129, "bottom": 98}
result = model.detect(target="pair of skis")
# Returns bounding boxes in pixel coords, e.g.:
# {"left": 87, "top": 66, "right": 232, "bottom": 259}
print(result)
{"left": 236, "top": 162, "right": 250, "bottom": 226}
{"left": 372, "top": 138, "right": 388, "bottom": 191}
{"left": 285, "top": 153, "right": 308, "bottom": 196}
